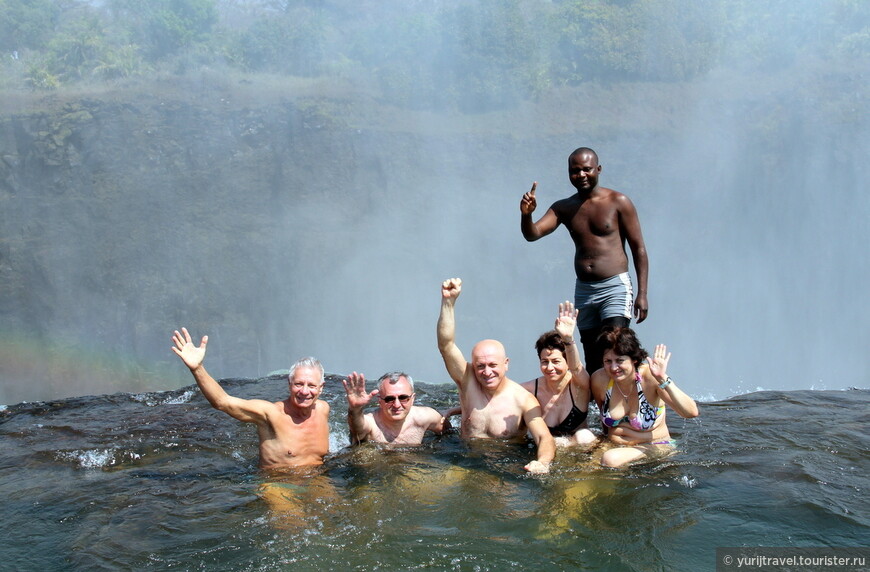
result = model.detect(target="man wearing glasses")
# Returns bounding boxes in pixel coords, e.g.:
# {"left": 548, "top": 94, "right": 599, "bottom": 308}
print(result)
{"left": 343, "top": 371, "right": 453, "bottom": 445}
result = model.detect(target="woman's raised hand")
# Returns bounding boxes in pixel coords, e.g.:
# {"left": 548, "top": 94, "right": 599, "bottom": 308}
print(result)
{"left": 646, "top": 344, "right": 672, "bottom": 381}
{"left": 555, "top": 301, "right": 578, "bottom": 340}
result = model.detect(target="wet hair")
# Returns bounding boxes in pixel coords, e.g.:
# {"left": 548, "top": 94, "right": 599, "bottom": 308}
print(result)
{"left": 288, "top": 357, "right": 324, "bottom": 384}
{"left": 595, "top": 327, "right": 648, "bottom": 367}
{"left": 535, "top": 330, "right": 567, "bottom": 359}
{"left": 569, "top": 146, "right": 599, "bottom": 163}
{"left": 378, "top": 371, "right": 414, "bottom": 391}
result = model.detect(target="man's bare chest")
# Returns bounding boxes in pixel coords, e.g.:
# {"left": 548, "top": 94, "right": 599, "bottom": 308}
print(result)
{"left": 562, "top": 203, "right": 619, "bottom": 237}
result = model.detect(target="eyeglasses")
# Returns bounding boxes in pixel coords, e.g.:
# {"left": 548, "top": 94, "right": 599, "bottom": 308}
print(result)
{"left": 380, "top": 394, "right": 413, "bottom": 404}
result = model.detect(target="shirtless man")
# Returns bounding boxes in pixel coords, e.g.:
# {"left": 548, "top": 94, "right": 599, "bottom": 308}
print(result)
{"left": 520, "top": 147, "right": 649, "bottom": 372}
{"left": 437, "top": 278, "right": 556, "bottom": 474}
{"left": 171, "top": 327, "right": 329, "bottom": 469}
{"left": 343, "top": 371, "right": 451, "bottom": 445}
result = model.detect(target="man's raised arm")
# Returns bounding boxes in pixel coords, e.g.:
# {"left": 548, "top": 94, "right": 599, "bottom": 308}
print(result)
{"left": 171, "top": 327, "right": 269, "bottom": 424}
{"left": 437, "top": 278, "right": 468, "bottom": 386}
{"left": 343, "top": 372, "right": 376, "bottom": 445}
{"left": 520, "top": 182, "right": 560, "bottom": 241}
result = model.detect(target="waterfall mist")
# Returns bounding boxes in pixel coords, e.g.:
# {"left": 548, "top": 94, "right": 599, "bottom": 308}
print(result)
{"left": 0, "top": 1, "right": 867, "bottom": 403}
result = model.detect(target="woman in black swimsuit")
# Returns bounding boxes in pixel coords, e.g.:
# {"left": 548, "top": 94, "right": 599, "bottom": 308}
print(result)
{"left": 521, "top": 302, "right": 597, "bottom": 447}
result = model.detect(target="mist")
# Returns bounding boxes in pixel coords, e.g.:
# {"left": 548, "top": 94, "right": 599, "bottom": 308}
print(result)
{"left": 0, "top": 0, "right": 867, "bottom": 404}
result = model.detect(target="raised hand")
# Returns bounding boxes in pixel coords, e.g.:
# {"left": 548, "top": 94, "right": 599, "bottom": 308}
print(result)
{"left": 441, "top": 277, "right": 462, "bottom": 301}
{"left": 171, "top": 327, "right": 207, "bottom": 371}
{"left": 520, "top": 182, "right": 537, "bottom": 215}
{"left": 343, "top": 371, "right": 378, "bottom": 411}
{"left": 554, "top": 300, "right": 578, "bottom": 340}
{"left": 646, "top": 344, "right": 671, "bottom": 381}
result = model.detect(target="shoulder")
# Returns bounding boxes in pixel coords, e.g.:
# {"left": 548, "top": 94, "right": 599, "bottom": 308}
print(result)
{"left": 508, "top": 378, "right": 533, "bottom": 396}
{"left": 253, "top": 399, "right": 286, "bottom": 422}
{"left": 257, "top": 399, "right": 282, "bottom": 413}
{"left": 457, "top": 365, "right": 479, "bottom": 392}
{"left": 499, "top": 379, "right": 532, "bottom": 403}
{"left": 316, "top": 400, "right": 331, "bottom": 417}
{"left": 638, "top": 365, "right": 658, "bottom": 390}
{"left": 362, "top": 411, "right": 377, "bottom": 427}
{"left": 571, "top": 370, "right": 590, "bottom": 390}
{"left": 519, "top": 378, "right": 536, "bottom": 393}
{"left": 590, "top": 369, "right": 609, "bottom": 393}
{"left": 608, "top": 189, "right": 638, "bottom": 212}
{"left": 638, "top": 363, "right": 653, "bottom": 380}
{"left": 513, "top": 383, "right": 540, "bottom": 410}
{"left": 551, "top": 195, "right": 580, "bottom": 213}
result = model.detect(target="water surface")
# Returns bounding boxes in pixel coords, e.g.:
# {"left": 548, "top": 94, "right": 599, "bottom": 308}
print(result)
{"left": 1, "top": 377, "right": 867, "bottom": 570}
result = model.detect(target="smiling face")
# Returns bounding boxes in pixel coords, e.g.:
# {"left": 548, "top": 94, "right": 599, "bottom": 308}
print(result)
{"left": 568, "top": 150, "right": 601, "bottom": 193}
{"left": 539, "top": 348, "right": 568, "bottom": 384}
{"left": 471, "top": 340, "right": 509, "bottom": 392}
{"left": 288, "top": 366, "right": 323, "bottom": 410}
{"left": 377, "top": 375, "right": 415, "bottom": 422}
{"left": 602, "top": 349, "right": 636, "bottom": 383}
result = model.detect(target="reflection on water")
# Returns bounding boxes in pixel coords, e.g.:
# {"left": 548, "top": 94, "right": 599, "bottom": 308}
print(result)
{"left": 1, "top": 377, "right": 868, "bottom": 571}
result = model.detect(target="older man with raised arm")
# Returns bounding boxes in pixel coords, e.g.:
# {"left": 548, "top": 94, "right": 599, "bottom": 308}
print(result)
{"left": 343, "top": 371, "right": 452, "bottom": 445}
{"left": 171, "top": 327, "right": 330, "bottom": 469}
{"left": 436, "top": 278, "right": 556, "bottom": 473}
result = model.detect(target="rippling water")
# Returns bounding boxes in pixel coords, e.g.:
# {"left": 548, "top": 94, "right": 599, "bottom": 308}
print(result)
{"left": 1, "top": 376, "right": 867, "bottom": 571}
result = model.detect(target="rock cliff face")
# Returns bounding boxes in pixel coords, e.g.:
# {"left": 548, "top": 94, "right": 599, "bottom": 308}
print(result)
{"left": 0, "top": 87, "right": 565, "bottom": 402}
{"left": 0, "top": 91, "right": 353, "bottom": 397}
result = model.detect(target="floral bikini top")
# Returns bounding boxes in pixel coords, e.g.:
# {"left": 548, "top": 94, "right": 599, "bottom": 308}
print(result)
{"left": 600, "top": 371, "right": 665, "bottom": 434}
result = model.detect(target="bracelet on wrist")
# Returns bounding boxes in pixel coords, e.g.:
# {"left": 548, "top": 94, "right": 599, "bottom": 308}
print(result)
{"left": 658, "top": 376, "right": 672, "bottom": 390}
{"left": 563, "top": 339, "right": 575, "bottom": 345}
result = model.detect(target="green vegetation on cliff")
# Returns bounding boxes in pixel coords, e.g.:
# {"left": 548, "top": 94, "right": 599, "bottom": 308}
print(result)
{"left": 2, "top": 0, "right": 867, "bottom": 110}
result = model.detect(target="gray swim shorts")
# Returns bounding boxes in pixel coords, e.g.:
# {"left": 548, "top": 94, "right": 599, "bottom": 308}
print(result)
{"left": 574, "top": 272, "right": 634, "bottom": 330}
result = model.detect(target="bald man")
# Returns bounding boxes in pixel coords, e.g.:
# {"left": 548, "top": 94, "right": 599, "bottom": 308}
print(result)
{"left": 437, "top": 278, "right": 555, "bottom": 473}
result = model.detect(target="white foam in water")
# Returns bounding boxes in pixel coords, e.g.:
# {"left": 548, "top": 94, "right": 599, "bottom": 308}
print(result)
{"left": 130, "top": 389, "right": 195, "bottom": 406}
{"left": 130, "top": 393, "right": 156, "bottom": 406}
{"left": 58, "top": 448, "right": 117, "bottom": 469}
{"left": 680, "top": 475, "right": 698, "bottom": 488}
{"left": 329, "top": 430, "right": 348, "bottom": 453}
{"left": 57, "top": 448, "right": 144, "bottom": 469}
{"left": 161, "top": 390, "right": 195, "bottom": 405}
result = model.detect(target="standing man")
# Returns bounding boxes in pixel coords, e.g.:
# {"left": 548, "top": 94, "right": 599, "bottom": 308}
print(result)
{"left": 343, "top": 371, "right": 452, "bottom": 445}
{"left": 437, "top": 278, "right": 555, "bottom": 474}
{"left": 171, "top": 327, "right": 330, "bottom": 468}
{"left": 520, "top": 147, "right": 649, "bottom": 372}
